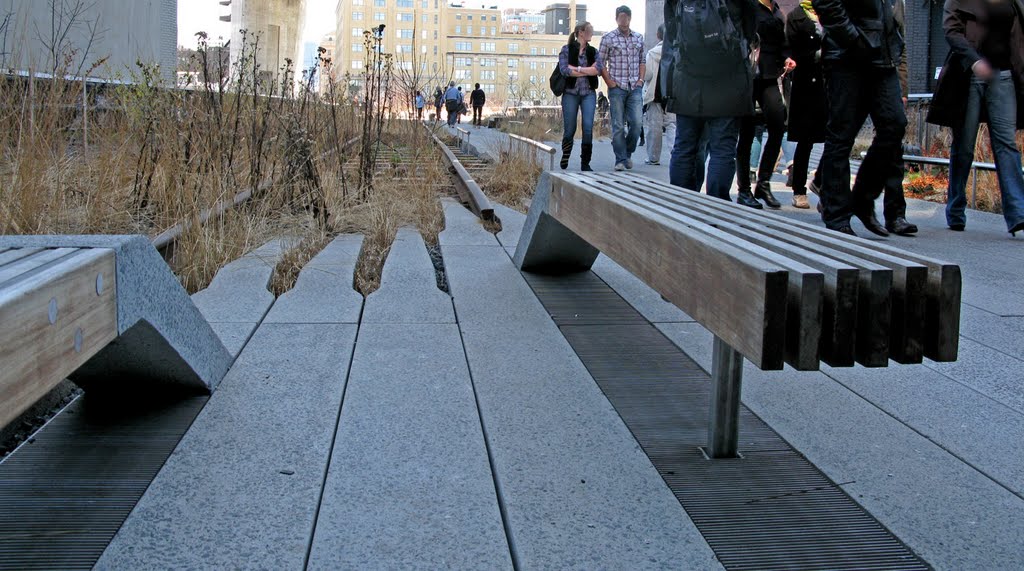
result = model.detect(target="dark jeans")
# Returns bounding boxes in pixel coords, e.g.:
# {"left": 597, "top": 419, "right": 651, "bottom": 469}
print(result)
{"left": 446, "top": 101, "right": 459, "bottom": 126}
{"left": 820, "top": 63, "right": 907, "bottom": 229}
{"left": 792, "top": 140, "right": 822, "bottom": 195}
{"left": 473, "top": 105, "right": 483, "bottom": 125}
{"left": 671, "top": 116, "right": 736, "bottom": 200}
{"left": 737, "top": 78, "right": 787, "bottom": 189}
{"left": 561, "top": 90, "right": 596, "bottom": 146}
{"left": 947, "top": 71, "right": 1024, "bottom": 229}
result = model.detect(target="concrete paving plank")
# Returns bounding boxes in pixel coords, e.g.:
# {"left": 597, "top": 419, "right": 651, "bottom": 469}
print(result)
{"left": 363, "top": 227, "right": 453, "bottom": 324}
{"left": 925, "top": 336, "right": 1024, "bottom": 414}
{"left": 307, "top": 323, "right": 511, "bottom": 569}
{"left": 438, "top": 197, "right": 497, "bottom": 246}
{"left": 440, "top": 238, "right": 721, "bottom": 569}
{"left": 191, "top": 239, "right": 285, "bottom": 324}
{"left": 958, "top": 303, "right": 1024, "bottom": 357}
{"left": 265, "top": 235, "right": 363, "bottom": 324}
{"left": 656, "top": 322, "right": 1024, "bottom": 570}
{"left": 95, "top": 322, "right": 358, "bottom": 570}
{"left": 493, "top": 203, "right": 527, "bottom": 249}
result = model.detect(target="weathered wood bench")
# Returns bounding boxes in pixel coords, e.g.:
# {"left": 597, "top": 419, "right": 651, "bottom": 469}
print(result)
{"left": 0, "top": 236, "right": 233, "bottom": 431}
{"left": 513, "top": 172, "right": 962, "bottom": 458}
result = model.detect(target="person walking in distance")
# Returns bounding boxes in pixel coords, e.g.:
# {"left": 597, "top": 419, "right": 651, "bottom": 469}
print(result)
{"left": 643, "top": 25, "right": 675, "bottom": 166}
{"left": 558, "top": 21, "right": 603, "bottom": 171}
{"left": 434, "top": 87, "right": 444, "bottom": 121}
{"left": 927, "top": 0, "right": 1024, "bottom": 235}
{"left": 665, "top": 0, "right": 757, "bottom": 199}
{"left": 785, "top": 0, "right": 827, "bottom": 209}
{"left": 600, "top": 5, "right": 646, "bottom": 171}
{"left": 456, "top": 87, "right": 465, "bottom": 124}
{"left": 443, "top": 81, "right": 460, "bottom": 127}
{"left": 813, "top": 0, "right": 907, "bottom": 236}
{"left": 415, "top": 90, "right": 425, "bottom": 120}
{"left": 471, "top": 83, "right": 486, "bottom": 126}
{"left": 735, "top": 0, "right": 795, "bottom": 209}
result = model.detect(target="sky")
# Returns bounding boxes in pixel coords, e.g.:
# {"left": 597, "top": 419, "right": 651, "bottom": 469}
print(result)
{"left": 177, "top": 0, "right": 645, "bottom": 50}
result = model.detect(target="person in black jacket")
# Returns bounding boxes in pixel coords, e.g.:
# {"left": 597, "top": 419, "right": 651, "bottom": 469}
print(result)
{"left": 735, "top": 0, "right": 795, "bottom": 209}
{"left": 812, "top": 0, "right": 907, "bottom": 236}
{"left": 785, "top": 2, "right": 826, "bottom": 210}
{"left": 470, "top": 83, "right": 486, "bottom": 126}
{"left": 665, "top": 0, "right": 757, "bottom": 200}
{"left": 559, "top": 22, "right": 603, "bottom": 171}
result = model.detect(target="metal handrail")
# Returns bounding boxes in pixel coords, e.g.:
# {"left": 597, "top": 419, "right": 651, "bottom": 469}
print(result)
{"left": 902, "top": 154, "right": 1009, "bottom": 210}
{"left": 508, "top": 133, "right": 556, "bottom": 171}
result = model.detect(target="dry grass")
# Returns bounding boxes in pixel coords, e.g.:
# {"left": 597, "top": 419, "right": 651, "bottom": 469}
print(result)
{"left": 477, "top": 140, "right": 544, "bottom": 214}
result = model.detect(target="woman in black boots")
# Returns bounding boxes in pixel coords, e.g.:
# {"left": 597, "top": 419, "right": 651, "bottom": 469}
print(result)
{"left": 558, "top": 22, "right": 602, "bottom": 171}
{"left": 736, "top": 0, "right": 795, "bottom": 209}
{"left": 785, "top": 0, "right": 826, "bottom": 210}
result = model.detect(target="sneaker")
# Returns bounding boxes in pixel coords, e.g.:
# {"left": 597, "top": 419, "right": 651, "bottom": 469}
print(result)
{"left": 625, "top": 158, "right": 634, "bottom": 169}
{"left": 614, "top": 163, "right": 626, "bottom": 171}
{"left": 948, "top": 223, "right": 965, "bottom": 231}
{"left": 644, "top": 159, "right": 660, "bottom": 165}
{"left": 792, "top": 194, "right": 810, "bottom": 209}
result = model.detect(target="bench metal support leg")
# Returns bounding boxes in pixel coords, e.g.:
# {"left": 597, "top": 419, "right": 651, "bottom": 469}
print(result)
{"left": 708, "top": 335, "right": 743, "bottom": 459}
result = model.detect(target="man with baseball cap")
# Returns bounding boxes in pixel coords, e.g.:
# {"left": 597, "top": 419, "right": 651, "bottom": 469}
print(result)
{"left": 599, "top": 5, "right": 646, "bottom": 171}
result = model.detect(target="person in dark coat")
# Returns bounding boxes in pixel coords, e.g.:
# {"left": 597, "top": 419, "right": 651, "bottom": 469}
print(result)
{"left": 812, "top": 0, "right": 907, "bottom": 236}
{"left": 785, "top": 1, "right": 827, "bottom": 209}
{"left": 470, "top": 83, "right": 486, "bottom": 126}
{"left": 735, "top": 0, "right": 795, "bottom": 209}
{"left": 665, "top": 0, "right": 757, "bottom": 200}
{"left": 927, "top": 0, "right": 1024, "bottom": 235}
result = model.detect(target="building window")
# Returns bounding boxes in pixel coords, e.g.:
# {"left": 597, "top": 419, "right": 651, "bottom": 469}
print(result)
{"left": 480, "top": 58, "right": 495, "bottom": 67}
{"left": 530, "top": 47, "right": 537, "bottom": 55}
{"left": 507, "top": 58, "right": 518, "bottom": 67}
{"left": 455, "top": 41, "right": 472, "bottom": 51}
{"left": 481, "top": 70, "right": 495, "bottom": 80}
{"left": 508, "top": 43, "right": 519, "bottom": 52}
{"left": 530, "top": 75, "right": 536, "bottom": 83}
{"left": 352, "top": 43, "right": 363, "bottom": 51}
{"left": 529, "top": 61, "right": 537, "bottom": 70}
{"left": 422, "top": 14, "right": 428, "bottom": 22}
{"left": 397, "top": 0, "right": 414, "bottom": 6}
{"left": 483, "top": 83, "right": 495, "bottom": 92}
{"left": 399, "top": 61, "right": 413, "bottom": 70}
{"left": 397, "top": 44, "right": 413, "bottom": 53}
{"left": 481, "top": 42, "right": 495, "bottom": 52}
{"left": 467, "top": 25, "right": 472, "bottom": 34}
{"left": 455, "top": 69, "right": 471, "bottom": 79}
{"left": 455, "top": 25, "right": 461, "bottom": 34}
{"left": 398, "top": 29, "right": 414, "bottom": 38}
{"left": 352, "top": 60, "right": 363, "bottom": 69}
{"left": 468, "top": 14, "right": 473, "bottom": 20}
{"left": 397, "top": 13, "right": 413, "bottom": 21}
{"left": 491, "top": 26, "right": 496, "bottom": 35}
{"left": 374, "top": 12, "right": 385, "bottom": 20}
{"left": 508, "top": 71, "right": 519, "bottom": 80}
{"left": 455, "top": 57, "right": 472, "bottom": 66}
{"left": 353, "top": 0, "right": 363, "bottom": 4}
{"left": 421, "top": 0, "right": 428, "bottom": 7}
{"left": 422, "top": 30, "right": 428, "bottom": 39}
{"left": 434, "top": 45, "right": 438, "bottom": 54}
{"left": 492, "top": 15, "right": 497, "bottom": 21}
{"left": 434, "top": 30, "right": 438, "bottom": 39}
{"left": 434, "top": 14, "right": 438, "bottom": 24}
{"left": 352, "top": 27, "right": 363, "bottom": 36}
{"left": 374, "top": 0, "right": 384, "bottom": 5}
{"left": 456, "top": 14, "right": 461, "bottom": 19}
{"left": 353, "top": 12, "right": 363, "bottom": 20}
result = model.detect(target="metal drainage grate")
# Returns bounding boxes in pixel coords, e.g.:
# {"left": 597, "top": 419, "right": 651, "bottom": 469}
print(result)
{"left": 0, "top": 392, "right": 207, "bottom": 570}
{"left": 524, "top": 271, "right": 930, "bottom": 571}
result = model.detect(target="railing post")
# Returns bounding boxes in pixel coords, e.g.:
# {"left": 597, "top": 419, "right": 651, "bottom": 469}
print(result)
{"left": 707, "top": 335, "right": 743, "bottom": 459}
{"left": 971, "top": 169, "right": 978, "bottom": 210}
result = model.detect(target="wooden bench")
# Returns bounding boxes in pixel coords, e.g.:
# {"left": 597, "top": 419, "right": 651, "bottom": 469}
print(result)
{"left": 513, "top": 172, "right": 961, "bottom": 458}
{"left": 0, "top": 236, "right": 233, "bottom": 431}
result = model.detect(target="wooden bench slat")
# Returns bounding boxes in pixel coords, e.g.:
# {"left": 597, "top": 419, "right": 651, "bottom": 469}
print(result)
{"left": 0, "top": 248, "right": 83, "bottom": 288}
{"left": 0, "top": 248, "right": 117, "bottom": 429}
{"left": 545, "top": 175, "right": 792, "bottom": 370}
{"left": 602, "top": 180, "right": 867, "bottom": 368}
{"left": 602, "top": 177, "right": 898, "bottom": 367}
{"left": 0, "top": 247, "right": 46, "bottom": 270}
{"left": 581, "top": 180, "right": 826, "bottom": 370}
{"left": 607, "top": 173, "right": 934, "bottom": 365}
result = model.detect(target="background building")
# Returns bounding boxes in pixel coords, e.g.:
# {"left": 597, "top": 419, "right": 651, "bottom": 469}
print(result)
{"left": 334, "top": 0, "right": 596, "bottom": 109}
{"left": 222, "top": 0, "right": 307, "bottom": 88}
{"left": 1, "top": 0, "right": 177, "bottom": 81}
{"left": 502, "top": 9, "right": 545, "bottom": 34}
{"left": 542, "top": 3, "right": 586, "bottom": 36}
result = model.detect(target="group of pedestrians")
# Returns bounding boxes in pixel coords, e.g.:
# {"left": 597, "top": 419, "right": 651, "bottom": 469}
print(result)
{"left": 555, "top": 0, "right": 1024, "bottom": 237}
{"left": 434, "top": 82, "right": 487, "bottom": 127}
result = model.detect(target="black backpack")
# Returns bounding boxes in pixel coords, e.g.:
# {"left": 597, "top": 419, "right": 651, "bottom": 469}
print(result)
{"left": 673, "top": 0, "right": 748, "bottom": 75}
{"left": 549, "top": 65, "right": 566, "bottom": 97}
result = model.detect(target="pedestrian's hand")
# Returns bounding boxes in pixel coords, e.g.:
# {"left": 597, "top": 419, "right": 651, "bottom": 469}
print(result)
{"left": 784, "top": 58, "right": 797, "bottom": 72}
{"left": 972, "top": 59, "right": 994, "bottom": 80}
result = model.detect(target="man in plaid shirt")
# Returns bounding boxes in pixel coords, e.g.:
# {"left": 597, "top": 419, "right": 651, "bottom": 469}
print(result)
{"left": 599, "top": 5, "right": 646, "bottom": 171}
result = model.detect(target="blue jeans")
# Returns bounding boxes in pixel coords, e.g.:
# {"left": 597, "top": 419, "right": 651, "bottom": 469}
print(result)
{"left": 671, "top": 116, "right": 738, "bottom": 200}
{"left": 561, "top": 90, "right": 596, "bottom": 146}
{"left": 947, "top": 71, "right": 1024, "bottom": 230}
{"left": 608, "top": 86, "right": 643, "bottom": 165}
